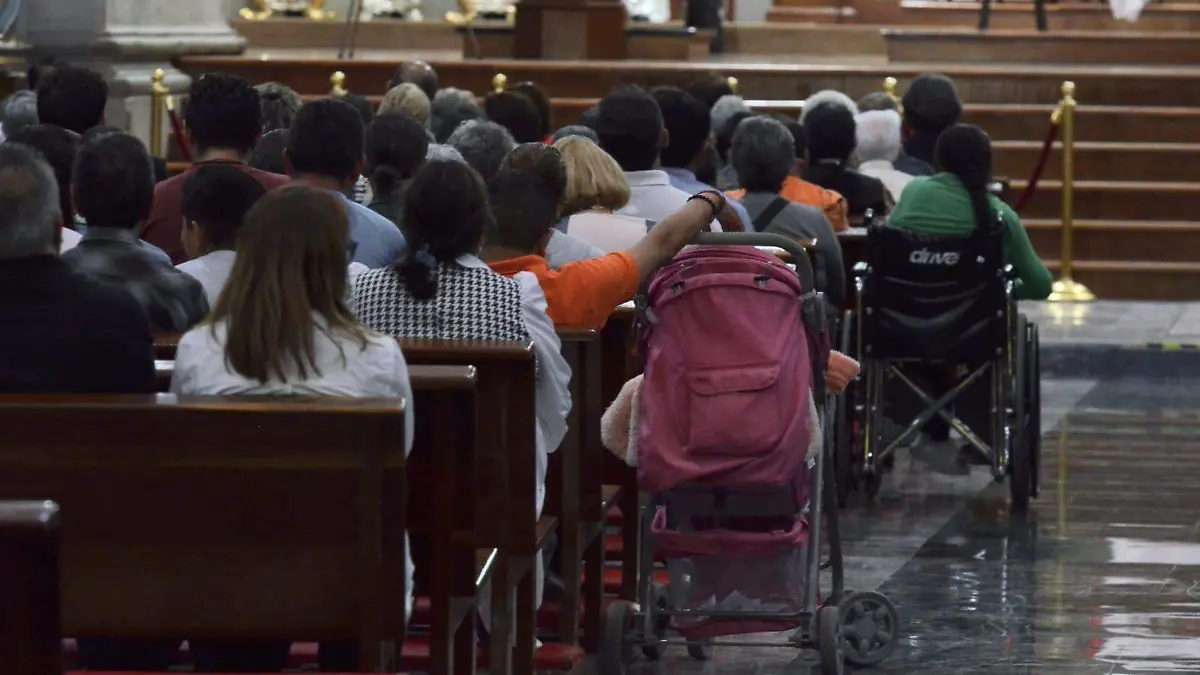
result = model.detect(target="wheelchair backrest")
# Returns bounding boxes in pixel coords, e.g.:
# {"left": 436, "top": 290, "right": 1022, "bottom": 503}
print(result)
{"left": 861, "top": 219, "right": 1009, "bottom": 361}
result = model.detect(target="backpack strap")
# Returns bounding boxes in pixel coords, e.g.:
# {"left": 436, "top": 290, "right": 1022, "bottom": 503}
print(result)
{"left": 752, "top": 197, "right": 790, "bottom": 232}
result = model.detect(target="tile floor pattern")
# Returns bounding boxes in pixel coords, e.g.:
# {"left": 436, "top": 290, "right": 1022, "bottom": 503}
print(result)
{"left": 578, "top": 375, "right": 1200, "bottom": 674}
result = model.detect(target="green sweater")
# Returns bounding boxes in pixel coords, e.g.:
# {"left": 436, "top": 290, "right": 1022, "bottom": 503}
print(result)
{"left": 888, "top": 173, "right": 1053, "bottom": 300}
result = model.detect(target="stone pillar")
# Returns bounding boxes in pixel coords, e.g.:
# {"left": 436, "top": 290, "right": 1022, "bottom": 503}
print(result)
{"left": 19, "top": 0, "right": 245, "bottom": 148}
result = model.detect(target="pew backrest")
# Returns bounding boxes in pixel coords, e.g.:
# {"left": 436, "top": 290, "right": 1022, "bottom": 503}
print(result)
{"left": 0, "top": 501, "right": 62, "bottom": 675}
{"left": 0, "top": 395, "right": 408, "bottom": 648}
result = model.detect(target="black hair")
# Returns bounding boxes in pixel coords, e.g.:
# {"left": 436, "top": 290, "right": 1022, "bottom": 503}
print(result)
{"left": 257, "top": 82, "right": 302, "bottom": 132}
{"left": 487, "top": 169, "right": 558, "bottom": 253}
{"left": 430, "top": 96, "right": 485, "bottom": 144}
{"left": 72, "top": 132, "right": 154, "bottom": 230}
{"left": 342, "top": 94, "right": 376, "bottom": 126}
{"left": 7, "top": 124, "right": 79, "bottom": 223}
{"left": 857, "top": 91, "right": 899, "bottom": 113}
{"left": 249, "top": 129, "right": 289, "bottom": 175}
{"left": 652, "top": 87, "right": 710, "bottom": 169}
{"left": 366, "top": 113, "right": 430, "bottom": 197}
{"left": 594, "top": 86, "right": 663, "bottom": 172}
{"left": 686, "top": 76, "right": 734, "bottom": 110}
{"left": 578, "top": 106, "right": 600, "bottom": 130}
{"left": 286, "top": 99, "right": 364, "bottom": 182}
{"left": 36, "top": 65, "right": 108, "bottom": 135}
{"left": 510, "top": 82, "right": 552, "bottom": 139}
{"left": 500, "top": 143, "right": 567, "bottom": 208}
{"left": 902, "top": 74, "right": 962, "bottom": 135}
{"left": 80, "top": 125, "right": 122, "bottom": 145}
{"left": 397, "top": 159, "right": 493, "bottom": 300}
{"left": 803, "top": 103, "right": 857, "bottom": 164}
{"left": 181, "top": 164, "right": 268, "bottom": 250}
{"left": 184, "top": 73, "right": 262, "bottom": 155}
{"left": 715, "top": 110, "right": 752, "bottom": 163}
{"left": 390, "top": 61, "right": 439, "bottom": 100}
{"left": 935, "top": 124, "right": 996, "bottom": 234}
{"left": 27, "top": 56, "right": 67, "bottom": 92}
{"left": 484, "top": 91, "right": 542, "bottom": 144}
{"left": 778, "top": 115, "right": 807, "bottom": 159}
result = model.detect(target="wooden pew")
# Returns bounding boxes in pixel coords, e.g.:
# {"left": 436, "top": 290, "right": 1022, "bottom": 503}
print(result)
{"left": 398, "top": 340, "right": 545, "bottom": 675}
{"left": 0, "top": 500, "right": 62, "bottom": 675}
{"left": 599, "top": 304, "right": 641, "bottom": 602}
{"left": 407, "top": 365, "right": 481, "bottom": 675}
{"left": 0, "top": 395, "right": 409, "bottom": 672}
{"left": 552, "top": 328, "right": 611, "bottom": 652}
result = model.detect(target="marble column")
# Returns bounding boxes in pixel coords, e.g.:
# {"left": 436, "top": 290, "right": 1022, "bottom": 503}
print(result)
{"left": 19, "top": 0, "right": 245, "bottom": 147}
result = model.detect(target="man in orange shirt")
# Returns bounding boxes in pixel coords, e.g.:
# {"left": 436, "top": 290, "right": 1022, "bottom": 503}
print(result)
{"left": 484, "top": 169, "right": 740, "bottom": 328}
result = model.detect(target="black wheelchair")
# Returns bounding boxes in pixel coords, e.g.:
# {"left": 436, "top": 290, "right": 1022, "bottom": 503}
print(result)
{"left": 833, "top": 219, "right": 1041, "bottom": 512}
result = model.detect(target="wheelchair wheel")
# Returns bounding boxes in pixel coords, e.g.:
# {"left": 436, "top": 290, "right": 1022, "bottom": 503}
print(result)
{"left": 600, "top": 601, "right": 636, "bottom": 675}
{"left": 686, "top": 639, "right": 713, "bottom": 661}
{"left": 640, "top": 582, "right": 669, "bottom": 661}
{"left": 1009, "top": 314, "right": 1031, "bottom": 513}
{"left": 1028, "top": 322, "right": 1041, "bottom": 499}
{"left": 835, "top": 310, "right": 858, "bottom": 507}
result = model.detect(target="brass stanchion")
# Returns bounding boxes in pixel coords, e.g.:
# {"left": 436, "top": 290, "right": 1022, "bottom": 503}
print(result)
{"left": 883, "top": 76, "right": 902, "bottom": 114}
{"left": 1048, "top": 81, "right": 1094, "bottom": 302}
{"left": 727, "top": 76, "right": 740, "bottom": 95}
{"left": 149, "top": 69, "right": 167, "bottom": 158}
{"left": 492, "top": 73, "right": 508, "bottom": 94}
{"left": 330, "top": 71, "right": 348, "bottom": 97}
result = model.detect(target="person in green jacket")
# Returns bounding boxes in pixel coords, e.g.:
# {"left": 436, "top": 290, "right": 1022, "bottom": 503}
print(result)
{"left": 887, "top": 124, "right": 1053, "bottom": 301}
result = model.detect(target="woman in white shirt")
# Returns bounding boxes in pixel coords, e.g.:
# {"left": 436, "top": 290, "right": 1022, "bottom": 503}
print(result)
{"left": 352, "top": 159, "right": 571, "bottom": 634}
{"left": 171, "top": 184, "right": 414, "bottom": 671}
{"left": 554, "top": 135, "right": 653, "bottom": 253}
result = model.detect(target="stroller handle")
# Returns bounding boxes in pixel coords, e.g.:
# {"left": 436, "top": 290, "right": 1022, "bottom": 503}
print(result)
{"left": 692, "top": 232, "right": 816, "bottom": 292}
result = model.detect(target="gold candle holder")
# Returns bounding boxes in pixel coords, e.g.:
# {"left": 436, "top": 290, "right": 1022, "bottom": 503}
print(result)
{"left": 305, "top": 0, "right": 336, "bottom": 20}
{"left": 149, "top": 69, "right": 168, "bottom": 158}
{"left": 330, "top": 71, "right": 348, "bottom": 97}
{"left": 1047, "top": 81, "right": 1094, "bottom": 302}
{"left": 239, "top": 1, "right": 273, "bottom": 20}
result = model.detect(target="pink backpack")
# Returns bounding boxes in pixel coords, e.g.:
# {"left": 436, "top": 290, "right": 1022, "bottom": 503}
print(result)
{"left": 636, "top": 245, "right": 828, "bottom": 494}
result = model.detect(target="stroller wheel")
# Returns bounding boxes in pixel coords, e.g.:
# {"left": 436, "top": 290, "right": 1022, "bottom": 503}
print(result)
{"left": 640, "top": 582, "right": 669, "bottom": 661}
{"left": 818, "top": 606, "right": 844, "bottom": 675}
{"left": 686, "top": 639, "right": 712, "bottom": 661}
{"left": 838, "top": 590, "right": 900, "bottom": 667}
{"left": 600, "top": 601, "right": 636, "bottom": 675}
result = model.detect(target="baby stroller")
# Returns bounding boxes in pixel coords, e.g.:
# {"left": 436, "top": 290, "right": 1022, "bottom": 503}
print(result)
{"left": 600, "top": 233, "right": 900, "bottom": 675}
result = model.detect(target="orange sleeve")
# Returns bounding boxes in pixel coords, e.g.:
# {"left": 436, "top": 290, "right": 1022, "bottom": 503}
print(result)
{"left": 546, "top": 252, "right": 641, "bottom": 328}
{"left": 824, "top": 190, "right": 850, "bottom": 232}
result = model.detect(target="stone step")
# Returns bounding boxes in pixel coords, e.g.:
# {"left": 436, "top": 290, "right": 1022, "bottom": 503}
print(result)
{"left": 1045, "top": 260, "right": 1200, "bottom": 300}
{"left": 764, "top": 6, "right": 856, "bottom": 22}
{"left": 883, "top": 28, "right": 1200, "bottom": 66}
{"left": 965, "top": 105, "right": 1200, "bottom": 143}
{"left": 1025, "top": 219, "right": 1200, "bottom": 263}
{"left": 994, "top": 141, "right": 1200, "bottom": 182}
{"left": 886, "top": 0, "right": 1200, "bottom": 31}
{"left": 1010, "top": 179, "right": 1200, "bottom": 221}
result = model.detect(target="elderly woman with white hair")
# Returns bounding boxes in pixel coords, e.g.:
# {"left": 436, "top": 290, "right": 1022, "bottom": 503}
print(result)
{"left": 854, "top": 109, "right": 913, "bottom": 204}
{"left": 730, "top": 116, "right": 845, "bottom": 305}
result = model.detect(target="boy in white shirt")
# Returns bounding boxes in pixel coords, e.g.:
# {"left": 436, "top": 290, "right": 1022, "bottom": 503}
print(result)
{"left": 176, "top": 165, "right": 267, "bottom": 307}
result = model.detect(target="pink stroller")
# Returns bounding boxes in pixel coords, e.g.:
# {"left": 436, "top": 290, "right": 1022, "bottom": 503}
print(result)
{"left": 599, "top": 233, "right": 899, "bottom": 675}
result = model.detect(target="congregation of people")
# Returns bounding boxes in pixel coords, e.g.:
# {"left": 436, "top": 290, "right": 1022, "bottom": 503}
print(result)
{"left": 0, "top": 56, "right": 1052, "bottom": 671}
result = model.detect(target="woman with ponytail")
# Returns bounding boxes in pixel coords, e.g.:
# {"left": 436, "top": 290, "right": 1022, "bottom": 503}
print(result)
{"left": 354, "top": 156, "right": 571, "bottom": 539}
{"left": 887, "top": 123, "right": 1052, "bottom": 300}
{"left": 364, "top": 112, "right": 430, "bottom": 228}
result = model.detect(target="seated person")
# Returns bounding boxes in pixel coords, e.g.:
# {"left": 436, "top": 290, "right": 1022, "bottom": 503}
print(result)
{"left": 6, "top": 124, "right": 84, "bottom": 252}
{"left": 483, "top": 168, "right": 736, "bottom": 328}
{"left": 554, "top": 135, "right": 656, "bottom": 253}
{"left": 484, "top": 90, "right": 542, "bottom": 144}
{"left": 63, "top": 132, "right": 209, "bottom": 332}
{"left": 725, "top": 117, "right": 845, "bottom": 306}
{"left": 172, "top": 184, "right": 414, "bottom": 672}
{"left": 730, "top": 116, "right": 849, "bottom": 232}
{"left": 447, "top": 119, "right": 514, "bottom": 182}
{"left": 364, "top": 112, "right": 429, "bottom": 227}
{"left": 713, "top": 109, "right": 752, "bottom": 191}
{"left": 499, "top": 142, "right": 603, "bottom": 267}
{"left": 900, "top": 74, "right": 961, "bottom": 176}
{"left": 353, "top": 158, "right": 570, "bottom": 526}
{"left": 0, "top": 142, "right": 155, "bottom": 396}
{"left": 888, "top": 124, "right": 1052, "bottom": 301}
{"left": 176, "top": 164, "right": 269, "bottom": 306}
{"left": 855, "top": 109, "right": 914, "bottom": 205}
{"left": 802, "top": 103, "right": 891, "bottom": 218}
{"left": 285, "top": 98, "right": 407, "bottom": 269}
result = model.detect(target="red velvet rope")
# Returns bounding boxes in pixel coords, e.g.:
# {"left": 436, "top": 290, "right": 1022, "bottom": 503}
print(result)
{"left": 167, "top": 108, "right": 193, "bottom": 163}
{"left": 1012, "top": 116, "right": 1060, "bottom": 213}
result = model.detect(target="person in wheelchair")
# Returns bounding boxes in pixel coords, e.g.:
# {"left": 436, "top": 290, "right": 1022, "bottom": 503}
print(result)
{"left": 857, "top": 123, "right": 1049, "bottom": 486}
